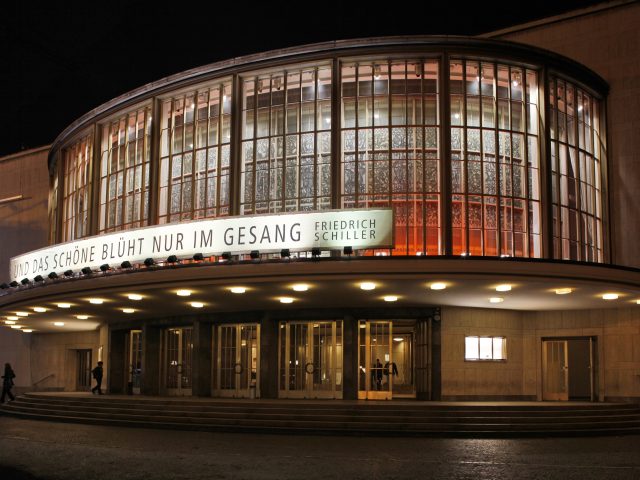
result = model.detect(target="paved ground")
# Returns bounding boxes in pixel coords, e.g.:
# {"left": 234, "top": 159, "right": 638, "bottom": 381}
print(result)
{"left": 1, "top": 417, "right": 640, "bottom": 479}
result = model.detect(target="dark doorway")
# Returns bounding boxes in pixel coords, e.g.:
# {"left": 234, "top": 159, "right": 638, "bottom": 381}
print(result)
{"left": 76, "top": 349, "right": 92, "bottom": 391}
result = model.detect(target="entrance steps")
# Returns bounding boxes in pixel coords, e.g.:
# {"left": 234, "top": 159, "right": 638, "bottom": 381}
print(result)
{"left": 2, "top": 393, "right": 640, "bottom": 437}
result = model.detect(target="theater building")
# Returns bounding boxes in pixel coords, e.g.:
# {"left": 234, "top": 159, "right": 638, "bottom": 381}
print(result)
{"left": 1, "top": 1, "right": 639, "bottom": 402}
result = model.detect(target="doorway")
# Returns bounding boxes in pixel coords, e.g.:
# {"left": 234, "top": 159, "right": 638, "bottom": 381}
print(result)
{"left": 127, "top": 330, "right": 142, "bottom": 395}
{"left": 76, "top": 349, "right": 92, "bottom": 391}
{"left": 163, "top": 327, "right": 193, "bottom": 396}
{"left": 542, "top": 337, "right": 596, "bottom": 401}
{"left": 216, "top": 324, "right": 260, "bottom": 398}
{"left": 278, "top": 321, "right": 343, "bottom": 399}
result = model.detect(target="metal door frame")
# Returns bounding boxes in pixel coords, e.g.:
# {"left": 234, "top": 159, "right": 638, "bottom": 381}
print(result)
{"left": 75, "top": 349, "right": 92, "bottom": 391}
{"left": 542, "top": 336, "right": 597, "bottom": 402}
{"left": 163, "top": 327, "right": 193, "bottom": 396}
{"left": 278, "top": 320, "right": 343, "bottom": 399}
{"left": 215, "top": 323, "right": 260, "bottom": 398}
{"left": 358, "top": 320, "right": 393, "bottom": 400}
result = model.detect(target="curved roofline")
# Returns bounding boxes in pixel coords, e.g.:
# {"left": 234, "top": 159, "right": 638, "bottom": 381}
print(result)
{"left": 48, "top": 35, "right": 608, "bottom": 170}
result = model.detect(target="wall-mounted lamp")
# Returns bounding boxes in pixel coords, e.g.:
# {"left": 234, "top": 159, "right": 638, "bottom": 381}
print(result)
{"left": 144, "top": 258, "right": 155, "bottom": 267}
{"left": 99, "top": 264, "right": 110, "bottom": 272}
{"left": 21, "top": 278, "right": 30, "bottom": 285}
{"left": 167, "top": 255, "right": 179, "bottom": 263}
{"left": 64, "top": 270, "right": 74, "bottom": 277}
{"left": 121, "top": 261, "right": 132, "bottom": 269}
{"left": 48, "top": 272, "right": 58, "bottom": 280}
{"left": 343, "top": 246, "right": 353, "bottom": 256}
{"left": 192, "top": 253, "right": 204, "bottom": 261}
{"left": 280, "top": 248, "right": 290, "bottom": 259}
{"left": 34, "top": 275, "right": 44, "bottom": 282}
{"left": 9, "top": 281, "right": 19, "bottom": 288}
{"left": 250, "top": 250, "right": 260, "bottom": 260}
{"left": 81, "top": 267, "right": 92, "bottom": 275}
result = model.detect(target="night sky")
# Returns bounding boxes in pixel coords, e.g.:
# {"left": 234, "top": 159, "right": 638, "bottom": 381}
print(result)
{"left": 1, "top": 0, "right": 607, "bottom": 157}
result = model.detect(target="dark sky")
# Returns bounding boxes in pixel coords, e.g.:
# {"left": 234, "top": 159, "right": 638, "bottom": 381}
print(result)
{"left": 1, "top": 0, "right": 608, "bottom": 157}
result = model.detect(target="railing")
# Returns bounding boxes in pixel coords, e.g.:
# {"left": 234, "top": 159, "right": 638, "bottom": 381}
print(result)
{"left": 32, "top": 373, "right": 55, "bottom": 388}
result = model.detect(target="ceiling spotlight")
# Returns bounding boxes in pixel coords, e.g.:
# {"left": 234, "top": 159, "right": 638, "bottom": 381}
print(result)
{"left": 292, "top": 284, "right": 309, "bottom": 292}
{"left": 343, "top": 246, "right": 353, "bottom": 256}
{"left": 5, "top": 320, "right": 16, "bottom": 325}
{"left": 430, "top": 283, "right": 447, "bottom": 290}
{"left": 89, "top": 298, "right": 104, "bottom": 305}
{"left": 121, "top": 261, "right": 132, "bottom": 269}
{"left": 602, "top": 293, "right": 618, "bottom": 300}
{"left": 280, "top": 249, "right": 290, "bottom": 259}
{"left": 144, "top": 258, "right": 155, "bottom": 267}
{"left": 190, "top": 302, "right": 204, "bottom": 308}
{"left": 57, "top": 303, "right": 71, "bottom": 309}
{"left": 15, "top": 312, "right": 28, "bottom": 317}
{"left": 34, "top": 275, "right": 44, "bottom": 282}
{"left": 76, "top": 315, "right": 89, "bottom": 320}
{"left": 555, "top": 288, "right": 573, "bottom": 295}
{"left": 221, "top": 251, "right": 232, "bottom": 261}
{"left": 10, "top": 325, "right": 22, "bottom": 329}
{"left": 122, "top": 308, "right": 135, "bottom": 314}
{"left": 230, "top": 287, "right": 246, "bottom": 294}
{"left": 193, "top": 253, "right": 204, "bottom": 261}
{"left": 311, "top": 247, "right": 321, "bottom": 258}
{"left": 360, "top": 282, "right": 376, "bottom": 291}
{"left": 250, "top": 250, "right": 260, "bottom": 259}
{"left": 496, "top": 284, "right": 512, "bottom": 292}
{"left": 9, "top": 281, "right": 19, "bottom": 288}
{"left": 21, "top": 278, "right": 30, "bottom": 285}
{"left": 383, "top": 295, "right": 398, "bottom": 302}
{"left": 176, "top": 289, "right": 191, "bottom": 297}
{"left": 64, "top": 270, "right": 74, "bottom": 277}
{"left": 167, "top": 255, "right": 178, "bottom": 263}
{"left": 22, "top": 329, "right": 33, "bottom": 333}
{"left": 279, "top": 297, "right": 295, "bottom": 304}
{"left": 100, "top": 264, "right": 110, "bottom": 272}
{"left": 128, "top": 294, "right": 143, "bottom": 301}
{"left": 54, "top": 322, "right": 65, "bottom": 327}
{"left": 48, "top": 272, "right": 58, "bottom": 280}
{"left": 81, "top": 267, "right": 93, "bottom": 275}
{"left": 489, "top": 297, "right": 504, "bottom": 303}
{"left": 33, "top": 307, "right": 47, "bottom": 313}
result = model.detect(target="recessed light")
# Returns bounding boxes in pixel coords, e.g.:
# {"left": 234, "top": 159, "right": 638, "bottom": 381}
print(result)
{"left": 76, "top": 315, "right": 89, "bottom": 320}
{"left": 383, "top": 295, "right": 398, "bottom": 302}
{"left": 15, "top": 312, "right": 28, "bottom": 317}
{"left": 555, "top": 288, "right": 573, "bottom": 295}
{"left": 636, "top": 300, "right": 640, "bottom": 305}
{"left": 54, "top": 322, "right": 65, "bottom": 326}
{"left": 495, "top": 284, "right": 512, "bottom": 292}
{"left": 489, "top": 297, "right": 504, "bottom": 303}
{"left": 393, "top": 337, "right": 404, "bottom": 342}
{"left": 57, "top": 303, "right": 71, "bottom": 309}
{"left": 89, "top": 298, "right": 104, "bottom": 305}
{"left": 33, "top": 307, "right": 47, "bottom": 313}
{"left": 430, "top": 283, "right": 447, "bottom": 290}
{"left": 292, "top": 284, "right": 309, "bottom": 292}
{"left": 122, "top": 308, "right": 135, "bottom": 314}
{"left": 10, "top": 325, "right": 22, "bottom": 329}
{"left": 190, "top": 302, "right": 204, "bottom": 308}
{"left": 177, "top": 290, "right": 192, "bottom": 297}
{"left": 5, "top": 320, "right": 16, "bottom": 325}
{"left": 279, "top": 297, "right": 295, "bottom": 304}
{"left": 360, "top": 282, "right": 376, "bottom": 291}
{"left": 127, "top": 294, "right": 143, "bottom": 301}
{"left": 6, "top": 316, "right": 18, "bottom": 321}
{"left": 602, "top": 293, "right": 618, "bottom": 300}
{"left": 229, "top": 287, "right": 246, "bottom": 294}
{"left": 22, "top": 329, "right": 33, "bottom": 333}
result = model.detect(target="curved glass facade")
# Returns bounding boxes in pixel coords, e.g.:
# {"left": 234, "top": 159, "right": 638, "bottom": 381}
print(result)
{"left": 48, "top": 43, "right": 608, "bottom": 263}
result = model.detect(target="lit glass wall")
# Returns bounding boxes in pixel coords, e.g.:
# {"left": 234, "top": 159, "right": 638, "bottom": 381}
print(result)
{"left": 449, "top": 60, "right": 541, "bottom": 257}
{"left": 549, "top": 77, "right": 604, "bottom": 262}
{"left": 99, "top": 106, "right": 152, "bottom": 232}
{"left": 159, "top": 80, "right": 232, "bottom": 223}
{"left": 241, "top": 66, "right": 332, "bottom": 214}
{"left": 341, "top": 60, "right": 441, "bottom": 255}
{"left": 61, "top": 134, "right": 93, "bottom": 241}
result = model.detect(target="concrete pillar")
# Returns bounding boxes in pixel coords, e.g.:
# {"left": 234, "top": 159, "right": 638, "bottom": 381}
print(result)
{"left": 342, "top": 315, "right": 359, "bottom": 400}
{"left": 142, "top": 325, "right": 161, "bottom": 395}
{"left": 108, "top": 329, "right": 126, "bottom": 394}
{"left": 259, "top": 314, "right": 278, "bottom": 399}
{"left": 431, "top": 317, "right": 441, "bottom": 401}
{"left": 192, "top": 320, "right": 212, "bottom": 397}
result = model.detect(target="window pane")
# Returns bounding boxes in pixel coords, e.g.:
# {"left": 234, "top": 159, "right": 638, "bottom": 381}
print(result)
{"left": 465, "top": 337, "right": 479, "bottom": 360}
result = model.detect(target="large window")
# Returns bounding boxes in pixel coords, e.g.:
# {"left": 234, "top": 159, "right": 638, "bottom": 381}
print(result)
{"left": 99, "top": 106, "right": 152, "bottom": 232}
{"left": 341, "top": 60, "right": 441, "bottom": 255}
{"left": 465, "top": 336, "right": 506, "bottom": 361}
{"left": 159, "top": 81, "right": 232, "bottom": 223}
{"left": 549, "top": 77, "right": 604, "bottom": 262}
{"left": 241, "top": 66, "right": 332, "bottom": 214}
{"left": 450, "top": 60, "right": 541, "bottom": 258}
{"left": 61, "top": 134, "right": 93, "bottom": 241}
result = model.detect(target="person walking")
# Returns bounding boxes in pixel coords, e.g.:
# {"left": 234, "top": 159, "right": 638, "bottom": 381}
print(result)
{"left": 91, "top": 361, "right": 104, "bottom": 395}
{"left": 1, "top": 363, "right": 16, "bottom": 403}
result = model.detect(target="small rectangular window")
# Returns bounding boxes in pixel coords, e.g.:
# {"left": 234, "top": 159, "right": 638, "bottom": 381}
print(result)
{"left": 465, "top": 336, "right": 506, "bottom": 361}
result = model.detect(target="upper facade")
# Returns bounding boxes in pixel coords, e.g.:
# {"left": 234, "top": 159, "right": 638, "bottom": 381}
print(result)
{"left": 47, "top": 37, "right": 609, "bottom": 264}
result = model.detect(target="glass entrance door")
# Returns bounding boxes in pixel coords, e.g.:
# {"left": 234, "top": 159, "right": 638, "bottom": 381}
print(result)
{"left": 128, "top": 330, "right": 142, "bottom": 395}
{"left": 279, "top": 321, "right": 343, "bottom": 399}
{"left": 216, "top": 324, "right": 260, "bottom": 398}
{"left": 358, "top": 321, "right": 393, "bottom": 400}
{"left": 543, "top": 340, "right": 569, "bottom": 401}
{"left": 76, "top": 349, "right": 92, "bottom": 391}
{"left": 164, "top": 328, "right": 193, "bottom": 396}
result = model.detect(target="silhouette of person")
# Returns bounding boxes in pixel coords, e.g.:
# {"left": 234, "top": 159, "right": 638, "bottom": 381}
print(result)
{"left": 375, "top": 358, "right": 383, "bottom": 390}
{"left": 1, "top": 363, "right": 16, "bottom": 403}
{"left": 91, "top": 361, "right": 104, "bottom": 395}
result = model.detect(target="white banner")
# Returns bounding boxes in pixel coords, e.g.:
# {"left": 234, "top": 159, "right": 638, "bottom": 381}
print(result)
{"left": 10, "top": 209, "right": 393, "bottom": 282}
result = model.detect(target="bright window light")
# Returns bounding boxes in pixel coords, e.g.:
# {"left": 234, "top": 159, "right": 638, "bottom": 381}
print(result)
{"left": 465, "top": 336, "right": 506, "bottom": 361}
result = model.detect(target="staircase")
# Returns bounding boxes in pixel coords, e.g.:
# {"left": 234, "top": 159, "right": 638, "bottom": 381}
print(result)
{"left": 2, "top": 393, "right": 640, "bottom": 437}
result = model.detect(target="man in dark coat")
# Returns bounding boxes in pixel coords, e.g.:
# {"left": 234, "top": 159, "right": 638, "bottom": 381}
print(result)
{"left": 91, "top": 361, "right": 104, "bottom": 395}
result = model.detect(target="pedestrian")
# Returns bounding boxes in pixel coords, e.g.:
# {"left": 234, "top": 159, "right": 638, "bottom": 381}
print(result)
{"left": 375, "top": 358, "right": 383, "bottom": 390}
{"left": 91, "top": 361, "right": 104, "bottom": 395}
{"left": 1, "top": 363, "right": 16, "bottom": 403}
